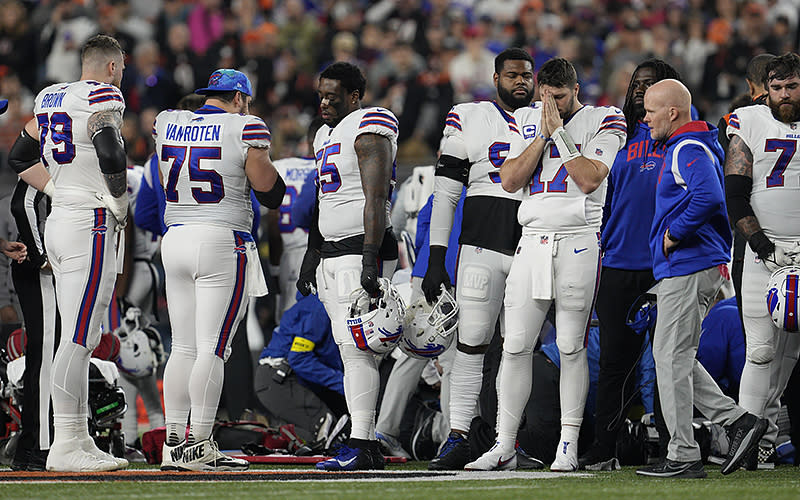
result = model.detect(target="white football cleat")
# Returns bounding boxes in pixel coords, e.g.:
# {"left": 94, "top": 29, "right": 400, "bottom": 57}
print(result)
{"left": 175, "top": 439, "right": 249, "bottom": 471}
{"left": 46, "top": 437, "right": 118, "bottom": 472}
{"left": 464, "top": 442, "right": 517, "bottom": 471}
{"left": 161, "top": 440, "right": 187, "bottom": 471}
{"left": 375, "top": 431, "right": 411, "bottom": 459}
{"left": 80, "top": 436, "right": 128, "bottom": 470}
{"left": 550, "top": 439, "right": 578, "bottom": 472}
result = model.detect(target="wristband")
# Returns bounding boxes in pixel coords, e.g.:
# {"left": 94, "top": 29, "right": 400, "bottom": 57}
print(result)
{"left": 551, "top": 126, "right": 581, "bottom": 162}
{"left": 43, "top": 179, "right": 55, "bottom": 198}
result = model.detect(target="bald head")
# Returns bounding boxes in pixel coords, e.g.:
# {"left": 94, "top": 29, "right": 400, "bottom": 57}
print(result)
{"left": 643, "top": 79, "right": 692, "bottom": 142}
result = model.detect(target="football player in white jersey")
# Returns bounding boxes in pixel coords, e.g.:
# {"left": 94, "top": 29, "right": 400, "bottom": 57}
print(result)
{"left": 466, "top": 57, "right": 626, "bottom": 471}
{"left": 154, "top": 69, "right": 285, "bottom": 471}
{"left": 422, "top": 47, "right": 534, "bottom": 471}
{"left": 725, "top": 52, "right": 800, "bottom": 466}
{"left": 7, "top": 35, "right": 131, "bottom": 472}
{"left": 295, "top": 62, "right": 399, "bottom": 471}
{"left": 270, "top": 118, "right": 324, "bottom": 318}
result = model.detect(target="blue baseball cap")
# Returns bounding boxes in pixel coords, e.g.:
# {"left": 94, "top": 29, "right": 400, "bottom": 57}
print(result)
{"left": 195, "top": 69, "right": 253, "bottom": 97}
{"left": 0, "top": 99, "right": 8, "bottom": 115}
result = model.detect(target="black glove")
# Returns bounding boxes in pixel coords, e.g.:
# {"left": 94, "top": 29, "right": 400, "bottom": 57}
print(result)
{"left": 361, "top": 244, "right": 380, "bottom": 296}
{"left": 421, "top": 245, "right": 451, "bottom": 304}
{"left": 296, "top": 249, "right": 320, "bottom": 296}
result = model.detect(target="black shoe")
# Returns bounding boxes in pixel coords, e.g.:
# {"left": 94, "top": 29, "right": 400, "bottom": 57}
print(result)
{"left": 636, "top": 459, "right": 707, "bottom": 478}
{"left": 428, "top": 431, "right": 470, "bottom": 470}
{"left": 411, "top": 412, "right": 437, "bottom": 461}
{"left": 721, "top": 413, "right": 768, "bottom": 475}
{"left": 578, "top": 445, "right": 620, "bottom": 471}
{"left": 369, "top": 441, "right": 386, "bottom": 470}
{"left": 10, "top": 448, "right": 48, "bottom": 472}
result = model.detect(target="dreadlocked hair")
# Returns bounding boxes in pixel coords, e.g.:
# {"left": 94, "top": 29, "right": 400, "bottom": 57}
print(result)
{"left": 622, "top": 59, "right": 682, "bottom": 141}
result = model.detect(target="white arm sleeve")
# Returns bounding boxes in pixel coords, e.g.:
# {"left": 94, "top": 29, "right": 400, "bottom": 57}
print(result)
{"left": 429, "top": 176, "right": 463, "bottom": 247}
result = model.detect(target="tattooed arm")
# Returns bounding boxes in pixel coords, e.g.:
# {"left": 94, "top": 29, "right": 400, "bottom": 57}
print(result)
{"left": 88, "top": 109, "right": 127, "bottom": 198}
{"left": 355, "top": 132, "right": 393, "bottom": 294}
{"left": 723, "top": 135, "right": 762, "bottom": 239}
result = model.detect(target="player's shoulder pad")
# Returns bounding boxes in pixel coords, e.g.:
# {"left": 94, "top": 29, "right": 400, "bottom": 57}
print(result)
{"left": 595, "top": 105, "right": 627, "bottom": 135}
{"left": 358, "top": 106, "right": 399, "bottom": 136}
{"left": 241, "top": 114, "right": 271, "bottom": 145}
{"left": 81, "top": 81, "right": 125, "bottom": 108}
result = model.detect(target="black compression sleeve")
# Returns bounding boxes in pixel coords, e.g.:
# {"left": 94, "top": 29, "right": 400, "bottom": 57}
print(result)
{"left": 8, "top": 129, "right": 40, "bottom": 174}
{"left": 253, "top": 175, "right": 286, "bottom": 209}
{"left": 92, "top": 127, "right": 126, "bottom": 175}
{"left": 725, "top": 174, "right": 755, "bottom": 226}
{"left": 307, "top": 194, "right": 323, "bottom": 251}
{"left": 435, "top": 154, "right": 470, "bottom": 184}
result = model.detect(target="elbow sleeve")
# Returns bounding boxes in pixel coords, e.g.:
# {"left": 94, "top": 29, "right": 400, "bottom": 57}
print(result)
{"left": 8, "top": 129, "right": 40, "bottom": 174}
{"left": 92, "top": 127, "right": 127, "bottom": 175}
{"left": 724, "top": 174, "right": 755, "bottom": 226}
{"left": 253, "top": 175, "right": 286, "bottom": 209}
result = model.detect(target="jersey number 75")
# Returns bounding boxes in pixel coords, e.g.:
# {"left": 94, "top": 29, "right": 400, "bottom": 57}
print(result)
{"left": 161, "top": 145, "right": 225, "bottom": 203}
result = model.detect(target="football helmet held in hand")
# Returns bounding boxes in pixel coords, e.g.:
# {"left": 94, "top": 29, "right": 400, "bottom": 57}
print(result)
{"left": 766, "top": 266, "right": 800, "bottom": 332}
{"left": 346, "top": 277, "right": 405, "bottom": 354}
{"left": 400, "top": 285, "right": 458, "bottom": 359}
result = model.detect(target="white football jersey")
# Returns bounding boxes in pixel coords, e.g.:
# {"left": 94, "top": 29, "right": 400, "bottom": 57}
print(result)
{"left": 33, "top": 80, "right": 125, "bottom": 209}
{"left": 727, "top": 104, "right": 800, "bottom": 244}
{"left": 313, "top": 107, "right": 398, "bottom": 241}
{"left": 153, "top": 107, "right": 271, "bottom": 232}
{"left": 126, "top": 165, "right": 160, "bottom": 261}
{"left": 511, "top": 103, "right": 626, "bottom": 233}
{"left": 273, "top": 156, "right": 315, "bottom": 250}
{"left": 441, "top": 101, "right": 525, "bottom": 201}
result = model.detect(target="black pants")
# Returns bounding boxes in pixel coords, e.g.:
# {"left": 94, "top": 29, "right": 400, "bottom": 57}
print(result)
{"left": 11, "top": 261, "right": 59, "bottom": 454}
{"left": 592, "top": 267, "right": 656, "bottom": 455}
{"left": 253, "top": 363, "right": 346, "bottom": 443}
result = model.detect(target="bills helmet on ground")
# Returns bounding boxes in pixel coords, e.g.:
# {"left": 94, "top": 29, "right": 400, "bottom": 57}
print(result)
{"left": 400, "top": 285, "right": 458, "bottom": 359}
{"left": 346, "top": 277, "right": 405, "bottom": 354}
{"left": 766, "top": 266, "right": 800, "bottom": 332}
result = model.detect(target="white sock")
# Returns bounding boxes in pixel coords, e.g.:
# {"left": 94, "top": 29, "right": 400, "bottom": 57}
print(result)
{"left": 340, "top": 344, "right": 379, "bottom": 440}
{"left": 448, "top": 349, "right": 484, "bottom": 433}
{"left": 559, "top": 349, "right": 588, "bottom": 428}
{"left": 51, "top": 341, "right": 90, "bottom": 443}
{"left": 496, "top": 350, "right": 532, "bottom": 451}
{"left": 163, "top": 345, "right": 194, "bottom": 445}
{"left": 188, "top": 352, "right": 225, "bottom": 443}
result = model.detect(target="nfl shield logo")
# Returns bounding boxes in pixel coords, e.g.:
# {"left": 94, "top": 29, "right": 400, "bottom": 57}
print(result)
{"left": 541, "top": 235, "right": 549, "bottom": 245}
{"left": 792, "top": 123, "right": 798, "bottom": 130}
{"left": 595, "top": 148, "right": 603, "bottom": 155}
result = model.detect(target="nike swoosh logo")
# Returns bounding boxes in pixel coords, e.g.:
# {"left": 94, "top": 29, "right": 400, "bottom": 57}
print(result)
{"left": 574, "top": 248, "right": 588, "bottom": 254}
{"left": 497, "top": 455, "right": 514, "bottom": 467}
{"left": 337, "top": 456, "right": 358, "bottom": 467}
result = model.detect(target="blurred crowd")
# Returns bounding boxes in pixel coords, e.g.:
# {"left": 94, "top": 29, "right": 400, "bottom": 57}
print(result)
{"left": 0, "top": 0, "right": 798, "bottom": 171}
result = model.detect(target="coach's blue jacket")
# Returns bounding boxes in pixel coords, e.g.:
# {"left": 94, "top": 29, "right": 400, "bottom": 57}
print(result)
{"left": 650, "top": 121, "right": 731, "bottom": 280}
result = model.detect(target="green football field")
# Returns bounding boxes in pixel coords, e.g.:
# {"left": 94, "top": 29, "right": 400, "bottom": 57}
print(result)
{"left": 2, "top": 463, "right": 799, "bottom": 500}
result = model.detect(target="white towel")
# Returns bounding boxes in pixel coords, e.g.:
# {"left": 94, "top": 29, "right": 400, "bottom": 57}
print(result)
{"left": 530, "top": 233, "right": 555, "bottom": 300}
{"left": 245, "top": 240, "right": 269, "bottom": 297}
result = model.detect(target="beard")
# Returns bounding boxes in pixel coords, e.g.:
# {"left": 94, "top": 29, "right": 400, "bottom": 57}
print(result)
{"left": 497, "top": 84, "right": 534, "bottom": 110}
{"left": 769, "top": 97, "right": 800, "bottom": 123}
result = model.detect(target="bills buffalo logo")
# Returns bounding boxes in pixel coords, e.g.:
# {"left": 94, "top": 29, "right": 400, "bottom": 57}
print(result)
{"left": 92, "top": 225, "right": 108, "bottom": 234}
{"left": 641, "top": 160, "right": 656, "bottom": 172}
{"left": 234, "top": 244, "right": 247, "bottom": 255}
{"left": 209, "top": 72, "right": 223, "bottom": 85}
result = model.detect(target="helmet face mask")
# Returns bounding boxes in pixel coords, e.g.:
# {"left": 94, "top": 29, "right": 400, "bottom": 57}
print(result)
{"left": 400, "top": 285, "right": 458, "bottom": 359}
{"left": 115, "top": 328, "right": 158, "bottom": 377}
{"left": 346, "top": 277, "right": 405, "bottom": 354}
{"left": 766, "top": 266, "right": 800, "bottom": 332}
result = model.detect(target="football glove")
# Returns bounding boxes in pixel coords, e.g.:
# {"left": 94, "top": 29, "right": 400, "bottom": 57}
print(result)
{"left": 422, "top": 245, "right": 451, "bottom": 304}
{"left": 95, "top": 192, "right": 129, "bottom": 230}
{"left": 361, "top": 244, "right": 380, "bottom": 296}
{"left": 763, "top": 244, "right": 795, "bottom": 273}
{"left": 296, "top": 248, "right": 320, "bottom": 296}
